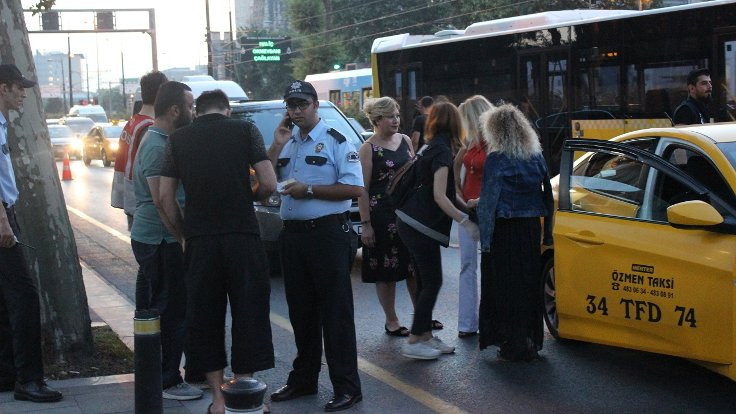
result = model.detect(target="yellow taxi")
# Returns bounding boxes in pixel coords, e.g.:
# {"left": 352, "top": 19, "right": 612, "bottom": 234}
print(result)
{"left": 543, "top": 122, "right": 736, "bottom": 381}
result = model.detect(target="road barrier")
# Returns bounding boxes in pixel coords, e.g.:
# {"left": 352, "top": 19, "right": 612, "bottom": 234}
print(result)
{"left": 222, "top": 377, "right": 268, "bottom": 413}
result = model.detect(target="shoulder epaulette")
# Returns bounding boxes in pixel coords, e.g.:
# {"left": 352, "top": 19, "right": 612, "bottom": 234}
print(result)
{"left": 327, "top": 128, "right": 346, "bottom": 143}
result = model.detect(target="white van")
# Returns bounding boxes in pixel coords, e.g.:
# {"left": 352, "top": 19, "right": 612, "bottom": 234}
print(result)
{"left": 68, "top": 105, "right": 109, "bottom": 123}
{"left": 183, "top": 80, "right": 248, "bottom": 102}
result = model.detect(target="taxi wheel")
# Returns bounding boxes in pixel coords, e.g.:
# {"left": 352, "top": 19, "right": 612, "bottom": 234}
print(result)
{"left": 102, "top": 150, "right": 112, "bottom": 167}
{"left": 542, "top": 256, "right": 560, "bottom": 339}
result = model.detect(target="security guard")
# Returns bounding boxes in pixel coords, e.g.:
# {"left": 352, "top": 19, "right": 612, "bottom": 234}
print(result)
{"left": 267, "top": 80, "right": 364, "bottom": 412}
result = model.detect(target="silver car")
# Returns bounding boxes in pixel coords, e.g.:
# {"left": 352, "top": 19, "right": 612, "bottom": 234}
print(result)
{"left": 230, "top": 100, "right": 365, "bottom": 274}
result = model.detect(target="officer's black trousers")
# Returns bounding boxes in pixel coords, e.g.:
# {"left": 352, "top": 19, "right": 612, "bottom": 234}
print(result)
{"left": 281, "top": 218, "right": 361, "bottom": 396}
{"left": 0, "top": 206, "right": 43, "bottom": 385}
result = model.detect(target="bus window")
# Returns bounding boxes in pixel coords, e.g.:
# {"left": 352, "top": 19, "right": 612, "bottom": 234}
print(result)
{"left": 576, "top": 51, "right": 620, "bottom": 111}
{"left": 721, "top": 40, "right": 736, "bottom": 121}
{"left": 329, "top": 90, "right": 340, "bottom": 106}
{"left": 548, "top": 56, "right": 567, "bottom": 112}
{"left": 393, "top": 71, "right": 402, "bottom": 99}
{"left": 520, "top": 56, "right": 541, "bottom": 119}
{"left": 361, "top": 88, "right": 373, "bottom": 107}
{"left": 408, "top": 70, "right": 418, "bottom": 100}
{"left": 628, "top": 63, "right": 704, "bottom": 117}
{"left": 343, "top": 92, "right": 353, "bottom": 109}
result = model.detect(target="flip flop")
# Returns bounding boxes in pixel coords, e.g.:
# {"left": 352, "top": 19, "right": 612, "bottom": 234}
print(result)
{"left": 431, "top": 320, "right": 444, "bottom": 330}
{"left": 385, "top": 324, "right": 410, "bottom": 337}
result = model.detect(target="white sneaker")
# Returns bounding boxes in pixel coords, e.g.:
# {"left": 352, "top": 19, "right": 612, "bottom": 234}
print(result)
{"left": 162, "top": 382, "right": 204, "bottom": 401}
{"left": 428, "top": 336, "right": 455, "bottom": 354}
{"left": 401, "top": 340, "right": 441, "bottom": 360}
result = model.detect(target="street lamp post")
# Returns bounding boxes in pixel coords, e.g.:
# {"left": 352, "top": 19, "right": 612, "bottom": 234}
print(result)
{"left": 67, "top": 35, "right": 74, "bottom": 107}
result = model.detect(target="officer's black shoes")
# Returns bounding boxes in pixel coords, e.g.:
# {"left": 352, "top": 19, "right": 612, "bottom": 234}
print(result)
{"left": 270, "top": 384, "right": 318, "bottom": 402}
{"left": 14, "top": 380, "right": 63, "bottom": 402}
{"left": 324, "top": 393, "right": 362, "bottom": 412}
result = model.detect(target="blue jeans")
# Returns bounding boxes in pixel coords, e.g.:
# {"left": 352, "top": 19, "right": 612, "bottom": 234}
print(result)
{"left": 132, "top": 239, "right": 186, "bottom": 389}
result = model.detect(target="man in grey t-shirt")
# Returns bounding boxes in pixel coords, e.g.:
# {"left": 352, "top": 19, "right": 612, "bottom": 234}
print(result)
{"left": 130, "top": 81, "right": 202, "bottom": 401}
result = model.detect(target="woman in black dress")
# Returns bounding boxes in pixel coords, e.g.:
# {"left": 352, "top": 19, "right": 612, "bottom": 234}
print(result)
{"left": 358, "top": 97, "right": 416, "bottom": 336}
{"left": 476, "top": 104, "right": 554, "bottom": 361}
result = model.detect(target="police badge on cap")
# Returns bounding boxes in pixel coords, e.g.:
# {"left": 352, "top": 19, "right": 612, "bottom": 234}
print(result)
{"left": 284, "top": 80, "right": 317, "bottom": 101}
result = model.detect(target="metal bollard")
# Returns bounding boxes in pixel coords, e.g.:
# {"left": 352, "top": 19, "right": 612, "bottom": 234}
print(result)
{"left": 134, "top": 309, "right": 162, "bottom": 414}
{"left": 221, "top": 378, "right": 268, "bottom": 413}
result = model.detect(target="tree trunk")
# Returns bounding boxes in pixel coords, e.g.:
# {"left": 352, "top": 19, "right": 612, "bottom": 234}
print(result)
{"left": 0, "top": 0, "right": 93, "bottom": 359}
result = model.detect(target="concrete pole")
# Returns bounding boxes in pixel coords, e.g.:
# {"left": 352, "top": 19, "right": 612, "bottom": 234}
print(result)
{"left": 67, "top": 35, "right": 73, "bottom": 106}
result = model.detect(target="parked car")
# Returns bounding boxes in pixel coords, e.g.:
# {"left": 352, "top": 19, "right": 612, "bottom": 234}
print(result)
{"left": 229, "top": 100, "right": 365, "bottom": 274}
{"left": 184, "top": 80, "right": 248, "bottom": 102}
{"left": 48, "top": 124, "right": 82, "bottom": 159}
{"left": 347, "top": 117, "right": 374, "bottom": 141}
{"left": 543, "top": 122, "right": 736, "bottom": 381}
{"left": 82, "top": 123, "right": 123, "bottom": 167}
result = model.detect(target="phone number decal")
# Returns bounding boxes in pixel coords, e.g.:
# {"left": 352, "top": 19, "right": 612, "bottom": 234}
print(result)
{"left": 585, "top": 295, "right": 696, "bottom": 327}
{"left": 611, "top": 264, "right": 675, "bottom": 299}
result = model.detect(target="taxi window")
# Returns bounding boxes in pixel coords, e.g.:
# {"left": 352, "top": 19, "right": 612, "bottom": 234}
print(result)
{"left": 570, "top": 152, "right": 646, "bottom": 218}
{"left": 645, "top": 146, "right": 736, "bottom": 220}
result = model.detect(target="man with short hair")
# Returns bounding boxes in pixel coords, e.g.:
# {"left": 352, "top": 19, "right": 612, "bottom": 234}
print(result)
{"left": 130, "top": 81, "right": 202, "bottom": 401}
{"left": 111, "top": 71, "right": 168, "bottom": 230}
{"left": 268, "top": 81, "right": 363, "bottom": 412}
{"left": 159, "top": 89, "right": 277, "bottom": 414}
{"left": 410, "top": 96, "right": 433, "bottom": 152}
{"left": 0, "top": 64, "right": 62, "bottom": 403}
{"left": 672, "top": 68, "right": 712, "bottom": 125}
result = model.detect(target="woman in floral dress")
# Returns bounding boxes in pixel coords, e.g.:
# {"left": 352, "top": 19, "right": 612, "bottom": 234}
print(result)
{"left": 358, "top": 97, "right": 416, "bottom": 336}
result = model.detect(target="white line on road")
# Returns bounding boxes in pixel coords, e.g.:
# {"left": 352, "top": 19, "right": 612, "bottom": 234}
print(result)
{"left": 68, "top": 204, "right": 468, "bottom": 414}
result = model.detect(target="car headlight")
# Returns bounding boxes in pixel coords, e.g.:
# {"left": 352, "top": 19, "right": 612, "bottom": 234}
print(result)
{"left": 109, "top": 142, "right": 119, "bottom": 151}
{"left": 72, "top": 140, "right": 82, "bottom": 150}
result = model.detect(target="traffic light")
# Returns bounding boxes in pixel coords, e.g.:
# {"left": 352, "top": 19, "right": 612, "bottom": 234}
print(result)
{"left": 95, "top": 11, "right": 114, "bottom": 30}
{"left": 41, "top": 12, "right": 59, "bottom": 31}
{"left": 333, "top": 64, "right": 341, "bottom": 70}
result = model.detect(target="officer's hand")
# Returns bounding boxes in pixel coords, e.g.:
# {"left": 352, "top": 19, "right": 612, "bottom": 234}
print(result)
{"left": 0, "top": 219, "right": 16, "bottom": 248}
{"left": 273, "top": 114, "right": 293, "bottom": 146}
{"left": 360, "top": 224, "right": 375, "bottom": 248}
{"left": 282, "top": 181, "right": 307, "bottom": 199}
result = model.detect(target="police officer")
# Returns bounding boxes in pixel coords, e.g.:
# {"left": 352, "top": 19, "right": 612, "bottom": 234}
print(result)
{"left": 267, "top": 81, "right": 363, "bottom": 412}
{"left": 0, "top": 64, "right": 62, "bottom": 403}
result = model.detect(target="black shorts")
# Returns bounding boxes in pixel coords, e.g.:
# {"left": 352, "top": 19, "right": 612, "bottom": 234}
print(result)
{"left": 184, "top": 233, "right": 274, "bottom": 374}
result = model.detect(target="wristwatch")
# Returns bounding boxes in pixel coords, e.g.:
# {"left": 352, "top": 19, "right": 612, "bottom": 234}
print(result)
{"left": 306, "top": 184, "right": 314, "bottom": 199}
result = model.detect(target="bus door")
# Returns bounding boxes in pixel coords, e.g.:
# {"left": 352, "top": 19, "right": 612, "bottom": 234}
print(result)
{"left": 519, "top": 51, "right": 570, "bottom": 176}
{"left": 385, "top": 63, "right": 422, "bottom": 135}
{"left": 715, "top": 31, "right": 736, "bottom": 122}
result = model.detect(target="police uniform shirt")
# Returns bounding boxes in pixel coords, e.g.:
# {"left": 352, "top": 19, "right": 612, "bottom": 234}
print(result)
{"left": 277, "top": 119, "right": 363, "bottom": 220}
{"left": 0, "top": 112, "right": 18, "bottom": 206}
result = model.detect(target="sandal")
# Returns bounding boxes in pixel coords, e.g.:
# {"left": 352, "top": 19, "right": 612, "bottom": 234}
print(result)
{"left": 384, "top": 324, "right": 410, "bottom": 337}
{"left": 431, "top": 320, "right": 444, "bottom": 330}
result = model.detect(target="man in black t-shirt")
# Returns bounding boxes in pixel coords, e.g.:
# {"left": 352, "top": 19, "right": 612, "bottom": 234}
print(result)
{"left": 410, "top": 96, "right": 433, "bottom": 152}
{"left": 672, "top": 68, "right": 712, "bottom": 125}
{"left": 159, "top": 89, "right": 277, "bottom": 413}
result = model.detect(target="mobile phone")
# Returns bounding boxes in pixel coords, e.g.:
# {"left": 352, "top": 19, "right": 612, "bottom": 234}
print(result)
{"left": 285, "top": 114, "right": 293, "bottom": 130}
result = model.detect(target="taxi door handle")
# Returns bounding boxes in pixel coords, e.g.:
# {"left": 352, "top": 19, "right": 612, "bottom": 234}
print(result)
{"left": 563, "top": 232, "right": 604, "bottom": 245}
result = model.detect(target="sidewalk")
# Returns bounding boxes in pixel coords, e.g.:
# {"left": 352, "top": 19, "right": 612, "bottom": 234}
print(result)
{"left": 0, "top": 262, "right": 213, "bottom": 414}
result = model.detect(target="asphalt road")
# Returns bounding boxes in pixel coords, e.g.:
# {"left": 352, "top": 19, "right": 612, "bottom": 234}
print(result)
{"left": 59, "top": 159, "right": 736, "bottom": 413}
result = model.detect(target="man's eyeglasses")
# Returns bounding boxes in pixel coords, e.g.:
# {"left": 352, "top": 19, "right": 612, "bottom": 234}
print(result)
{"left": 286, "top": 101, "right": 313, "bottom": 111}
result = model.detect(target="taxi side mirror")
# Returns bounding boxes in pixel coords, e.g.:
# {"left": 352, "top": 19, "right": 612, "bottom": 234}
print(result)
{"left": 667, "top": 200, "right": 724, "bottom": 227}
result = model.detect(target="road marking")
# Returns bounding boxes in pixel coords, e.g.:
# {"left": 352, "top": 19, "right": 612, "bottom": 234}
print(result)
{"left": 68, "top": 205, "right": 467, "bottom": 414}
{"left": 269, "top": 313, "right": 469, "bottom": 414}
{"left": 66, "top": 205, "right": 131, "bottom": 243}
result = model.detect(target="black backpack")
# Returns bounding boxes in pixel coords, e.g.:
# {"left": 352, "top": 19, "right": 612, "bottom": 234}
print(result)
{"left": 386, "top": 146, "right": 426, "bottom": 208}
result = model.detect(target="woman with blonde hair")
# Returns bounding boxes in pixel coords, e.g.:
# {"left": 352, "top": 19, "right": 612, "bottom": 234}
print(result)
{"left": 476, "top": 104, "right": 553, "bottom": 361}
{"left": 358, "top": 97, "right": 416, "bottom": 336}
{"left": 396, "top": 100, "right": 479, "bottom": 360}
{"left": 453, "top": 95, "right": 494, "bottom": 338}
